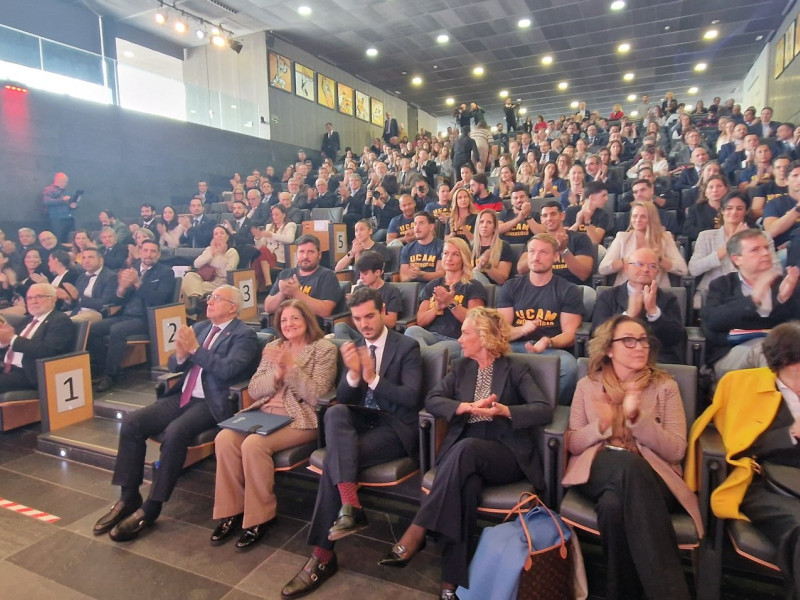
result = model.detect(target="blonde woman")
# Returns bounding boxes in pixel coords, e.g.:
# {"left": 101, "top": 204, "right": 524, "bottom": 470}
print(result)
{"left": 444, "top": 188, "right": 478, "bottom": 244}
{"left": 472, "top": 210, "right": 513, "bottom": 285}
{"left": 516, "top": 160, "right": 538, "bottom": 192}
{"left": 598, "top": 201, "right": 687, "bottom": 287}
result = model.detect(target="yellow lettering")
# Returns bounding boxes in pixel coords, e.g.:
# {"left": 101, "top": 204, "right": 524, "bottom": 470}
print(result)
{"left": 300, "top": 285, "right": 312, "bottom": 295}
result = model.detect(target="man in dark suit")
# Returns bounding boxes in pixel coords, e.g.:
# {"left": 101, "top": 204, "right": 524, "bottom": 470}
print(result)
{"left": 673, "top": 146, "right": 709, "bottom": 191}
{"left": 130, "top": 203, "right": 160, "bottom": 242}
{"left": 71, "top": 248, "right": 120, "bottom": 322}
{"left": 223, "top": 199, "right": 256, "bottom": 247}
{"left": 93, "top": 284, "right": 258, "bottom": 541}
{"left": 342, "top": 174, "right": 367, "bottom": 241}
{"left": 282, "top": 287, "right": 423, "bottom": 598}
{"left": 245, "top": 189, "right": 270, "bottom": 227}
{"left": 416, "top": 149, "right": 438, "bottom": 187}
{"left": 321, "top": 122, "right": 341, "bottom": 161}
{"left": 0, "top": 283, "right": 75, "bottom": 392}
{"left": 592, "top": 247, "right": 684, "bottom": 363}
{"left": 749, "top": 107, "right": 779, "bottom": 138}
{"left": 314, "top": 178, "right": 339, "bottom": 209}
{"left": 195, "top": 181, "right": 217, "bottom": 205}
{"left": 179, "top": 197, "right": 215, "bottom": 249}
{"left": 89, "top": 240, "right": 176, "bottom": 392}
{"left": 771, "top": 123, "right": 798, "bottom": 161}
{"left": 98, "top": 227, "right": 128, "bottom": 271}
{"left": 383, "top": 112, "right": 399, "bottom": 144}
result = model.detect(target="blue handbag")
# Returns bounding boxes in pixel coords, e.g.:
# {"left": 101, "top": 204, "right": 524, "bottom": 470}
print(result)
{"left": 457, "top": 493, "right": 573, "bottom": 600}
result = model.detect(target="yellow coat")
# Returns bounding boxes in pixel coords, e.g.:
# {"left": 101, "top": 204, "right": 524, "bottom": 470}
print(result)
{"left": 685, "top": 367, "right": 782, "bottom": 521}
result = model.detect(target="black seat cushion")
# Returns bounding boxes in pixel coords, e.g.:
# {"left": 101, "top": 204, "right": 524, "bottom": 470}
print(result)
{"left": 728, "top": 520, "right": 779, "bottom": 568}
{"left": 274, "top": 441, "right": 317, "bottom": 470}
{"left": 422, "top": 467, "right": 535, "bottom": 512}
{"left": 309, "top": 448, "right": 417, "bottom": 484}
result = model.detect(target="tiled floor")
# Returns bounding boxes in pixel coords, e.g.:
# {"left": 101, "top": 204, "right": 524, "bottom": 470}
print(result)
{"left": 0, "top": 370, "right": 789, "bottom": 600}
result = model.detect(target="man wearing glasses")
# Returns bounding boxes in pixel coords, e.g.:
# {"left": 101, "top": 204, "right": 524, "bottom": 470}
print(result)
{"left": 0, "top": 283, "right": 75, "bottom": 392}
{"left": 592, "top": 247, "right": 684, "bottom": 363}
{"left": 94, "top": 284, "right": 258, "bottom": 542}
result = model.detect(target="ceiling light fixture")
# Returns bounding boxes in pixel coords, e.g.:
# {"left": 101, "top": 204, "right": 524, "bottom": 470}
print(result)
{"left": 499, "top": 90, "right": 508, "bottom": 97}
{"left": 174, "top": 16, "right": 188, "bottom": 34}
{"left": 411, "top": 76, "right": 423, "bottom": 85}
{"left": 558, "top": 81, "right": 568, "bottom": 90}
{"left": 627, "top": 94, "right": 637, "bottom": 101}
{"left": 570, "top": 101, "right": 579, "bottom": 108}
{"left": 437, "top": 33, "right": 449, "bottom": 44}
{"left": 694, "top": 62, "right": 707, "bottom": 72}
{"left": 688, "top": 86, "right": 699, "bottom": 95}
{"left": 195, "top": 28, "right": 206, "bottom": 39}
{"left": 617, "top": 42, "right": 631, "bottom": 53}
{"left": 155, "top": 8, "right": 167, "bottom": 24}
{"left": 473, "top": 66, "right": 485, "bottom": 75}
{"left": 704, "top": 29, "right": 718, "bottom": 40}
{"left": 756, "top": 35, "right": 763, "bottom": 41}
{"left": 518, "top": 18, "right": 531, "bottom": 28}
{"left": 445, "top": 97, "right": 455, "bottom": 105}
{"left": 211, "top": 30, "right": 227, "bottom": 48}
{"left": 298, "top": 6, "right": 312, "bottom": 16}
{"left": 610, "top": 0, "right": 626, "bottom": 11}
{"left": 664, "top": 25, "right": 671, "bottom": 31}
{"left": 711, "top": 19, "right": 720, "bottom": 25}
{"left": 519, "top": 107, "right": 528, "bottom": 114}
{"left": 366, "top": 47, "right": 378, "bottom": 57}
{"left": 541, "top": 55, "right": 553, "bottom": 65}
{"left": 623, "top": 72, "right": 634, "bottom": 81}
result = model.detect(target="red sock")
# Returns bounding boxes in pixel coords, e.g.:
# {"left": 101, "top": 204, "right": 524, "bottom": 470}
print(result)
{"left": 313, "top": 546, "right": 334, "bottom": 564}
{"left": 337, "top": 482, "right": 361, "bottom": 508}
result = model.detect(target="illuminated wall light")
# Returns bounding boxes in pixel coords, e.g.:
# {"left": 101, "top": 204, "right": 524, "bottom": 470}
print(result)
{"left": 570, "top": 101, "right": 579, "bottom": 108}
{"left": 541, "top": 55, "right": 553, "bottom": 65}
{"left": 437, "top": 34, "right": 450, "bottom": 44}
{"left": 627, "top": 94, "right": 637, "bottom": 101}
{"left": 694, "top": 62, "right": 708, "bottom": 72}
{"left": 499, "top": 90, "right": 508, "bottom": 97}
{"left": 518, "top": 18, "right": 531, "bottom": 28}
{"left": 519, "top": 107, "right": 528, "bottom": 114}
{"left": 623, "top": 72, "right": 635, "bottom": 81}
{"left": 445, "top": 97, "right": 455, "bottom": 105}
{"left": 558, "top": 81, "right": 568, "bottom": 90}
{"left": 703, "top": 29, "right": 718, "bottom": 40}
{"left": 617, "top": 42, "right": 631, "bottom": 53}
{"left": 688, "top": 86, "right": 699, "bottom": 95}
{"left": 298, "top": 6, "right": 312, "bottom": 16}
{"left": 4, "top": 85, "right": 29, "bottom": 93}
{"left": 473, "top": 66, "right": 485, "bottom": 75}
{"left": 366, "top": 47, "right": 378, "bottom": 57}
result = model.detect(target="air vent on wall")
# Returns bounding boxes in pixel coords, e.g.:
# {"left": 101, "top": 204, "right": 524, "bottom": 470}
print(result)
{"left": 205, "top": 0, "right": 239, "bottom": 15}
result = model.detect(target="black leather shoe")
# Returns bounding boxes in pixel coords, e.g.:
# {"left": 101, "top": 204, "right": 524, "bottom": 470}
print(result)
{"left": 93, "top": 499, "right": 141, "bottom": 535}
{"left": 378, "top": 539, "right": 426, "bottom": 568}
{"left": 93, "top": 375, "right": 113, "bottom": 393}
{"left": 109, "top": 508, "right": 152, "bottom": 542}
{"left": 440, "top": 589, "right": 459, "bottom": 600}
{"left": 327, "top": 504, "right": 368, "bottom": 541}
{"left": 235, "top": 519, "right": 274, "bottom": 551}
{"left": 210, "top": 514, "right": 243, "bottom": 546}
{"left": 281, "top": 554, "right": 338, "bottom": 599}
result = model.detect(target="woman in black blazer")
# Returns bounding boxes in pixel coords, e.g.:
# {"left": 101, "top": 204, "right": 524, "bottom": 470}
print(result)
{"left": 378, "top": 307, "right": 553, "bottom": 600}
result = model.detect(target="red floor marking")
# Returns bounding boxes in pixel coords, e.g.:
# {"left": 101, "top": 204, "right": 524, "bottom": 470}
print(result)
{"left": 0, "top": 497, "right": 60, "bottom": 523}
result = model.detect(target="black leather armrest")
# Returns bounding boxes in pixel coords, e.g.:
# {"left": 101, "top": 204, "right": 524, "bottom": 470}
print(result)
{"left": 156, "top": 371, "right": 183, "bottom": 397}
{"left": 418, "top": 410, "right": 436, "bottom": 475}
{"left": 544, "top": 405, "right": 570, "bottom": 507}
{"left": 314, "top": 390, "right": 337, "bottom": 447}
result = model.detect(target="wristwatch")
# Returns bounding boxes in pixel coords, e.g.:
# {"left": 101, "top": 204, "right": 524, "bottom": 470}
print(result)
{"left": 447, "top": 302, "right": 458, "bottom": 311}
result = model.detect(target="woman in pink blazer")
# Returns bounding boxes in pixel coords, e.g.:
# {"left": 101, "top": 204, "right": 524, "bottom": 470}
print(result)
{"left": 563, "top": 315, "right": 701, "bottom": 600}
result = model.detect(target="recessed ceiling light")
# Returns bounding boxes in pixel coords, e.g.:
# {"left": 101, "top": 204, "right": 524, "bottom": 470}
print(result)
{"left": 473, "top": 66, "right": 484, "bottom": 75}
{"left": 664, "top": 25, "right": 670, "bottom": 31}
{"left": 570, "top": 101, "right": 579, "bottom": 108}
{"left": 123, "top": 50, "right": 135, "bottom": 58}
{"left": 694, "top": 62, "right": 707, "bottom": 72}
{"left": 437, "top": 33, "right": 449, "bottom": 44}
{"left": 400, "top": 70, "right": 407, "bottom": 75}
{"left": 519, "top": 107, "right": 528, "bottom": 114}
{"left": 558, "top": 81, "right": 568, "bottom": 90}
{"left": 518, "top": 18, "right": 531, "bottom": 28}
{"left": 688, "top": 86, "right": 699, "bottom": 94}
{"left": 230, "top": 104, "right": 237, "bottom": 109}
{"left": 610, "top": 0, "right": 626, "bottom": 11}
{"left": 617, "top": 42, "right": 631, "bottom": 53}
{"left": 366, "top": 47, "right": 378, "bottom": 57}
{"left": 711, "top": 19, "right": 720, "bottom": 25}
{"left": 627, "top": 94, "right": 637, "bottom": 101}
{"left": 630, "top": 110, "right": 639, "bottom": 117}
{"left": 298, "top": 6, "right": 312, "bottom": 16}
{"left": 445, "top": 97, "right": 455, "bottom": 105}
{"left": 756, "top": 35, "right": 763, "bottom": 41}
{"left": 411, "top": 76, "right": 422, "bottom": 85}
{"left": 704, "top": 29, "right": 718, "bottom": 40}
{"left": 623, "top": 72, "right": 635, "bottom": 81}
{"left": 541, "top": 55, "right": 553, "bottom": 65}
{"left": 499, "top": 90, "right": 508, "bottom": 97}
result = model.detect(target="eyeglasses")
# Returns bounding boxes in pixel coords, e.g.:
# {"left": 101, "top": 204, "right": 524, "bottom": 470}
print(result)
{"left": 207, "top": 294, "right": 235, "bottom": 305}
{"left": 612, "top": 336, "right": 651, "bottom": 348}
{"left": 26, "top": 295, "right": 52, "bottom": 302}
{"left": 628, "top": 261, "right": 660, "bottom": 270}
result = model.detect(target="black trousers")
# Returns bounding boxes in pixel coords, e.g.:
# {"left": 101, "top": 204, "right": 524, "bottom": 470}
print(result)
{"left": 86, "top": 316, "right": 147, "bottom": 377}
{"left": 111, "top": 394, "right": 217, "bottom": 503}
{"left": 741, "top": 476, "right": 800, "bottom": 600}
{"left": 576, "top": 448, "right": 689, "bottom": 600}
{"left": 414, "top": 427, "right": 524, "bottom": 588}
{"left": 0, "top": 365, "right": 34, "bottom": 393}
{"left": 307, "top": 404, "right": 408, "bottom": 550}
{"left": 51, "top": 217, "right": 75, "bottom": 244}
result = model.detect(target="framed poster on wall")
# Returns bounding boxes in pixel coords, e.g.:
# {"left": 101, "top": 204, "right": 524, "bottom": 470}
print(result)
{"left": 295, "top": 63, "right": 315, "bottom": 102}
{"left": 786, "top": 22, "right": 796, "bottom": 68}
{"left": 776, "top": 36, "right": 785, "bottom": 78}
{"left": 796, "top": 14, "right": 800, "bottom": 56}
{"left": 371, "top": 97, "right": 384, "bottom": 126}
{"left": 268, "top": 52, "right": 292, "bottom": 93}
{"left": 337, "top": 83, "right": 354, "bottom": 115}
{"left": 318, "top": 74, "right": 336, "bottom": 110}
{"left": 355, "top": 91, "right": 370, "bottom": 121}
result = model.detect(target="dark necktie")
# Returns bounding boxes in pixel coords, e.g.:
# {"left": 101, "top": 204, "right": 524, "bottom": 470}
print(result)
{"left": 364, "top": 344, "right": 379, "bottom": 409}
{"left": 179, "top": 326, "right": 221, "bottom": 407}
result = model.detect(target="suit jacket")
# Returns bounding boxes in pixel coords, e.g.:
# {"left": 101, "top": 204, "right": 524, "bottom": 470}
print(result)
{"left": 119, "top": 261, "right": 176, "bottom": 320}
{"left": 565, "top": 374, "right": 703, "bottom": 536}
{"left": 426, "top": 355, "right": 553, "bottom": 491}
{"left": 315, "top": 191, "right": 339, "bottom": 209}
{"left": 383, "top": 117, "right": 399, "bottom": 142}
{"left": 180, "top": 214, "right": 215, "bottom": 248}
{"left": 99, "top": 243, "right": 128, "bottom": 271}
{"left": 3, "top": 310, "right": 75, "bottom": 387}
{"left": 674, "top": 167, "right": 700, "bottom": 191}
{"left": 168, "top": 319, "right": 259, "bottom": 423}
{"left": 749, "top": 121, "right": 779, "bottom": 138}
{"left": 701, "top": 271, "right": 800, "bottom": 365}
{"left": 345, "top": 187, "right": 367, "bottom": 217}
{"left": 248, "top": 201, "right": 271, "bottom": 227}
{"left": 380, "top": 174, "right": 398, "bottom": 197}
{"left": 140, "top": 219, "right": 160, "bottom": 242}
{"left": 74, "top": 266, "right": 119, "bottom": 312}
{"left": 419, "top": 160, "right": 439, "bottom": 186}
{"left": 335, "top": 330, "right": 423, "bottom": 454}
{"left": 321, "top": 131, "right": 340, "bottom": 158}
{"left": 771, "top": 139, "right": 798, "bottom": 161}
{"left": 592, "top": 284, "right": 684, "bottom": 363}
{"left": 228, "top": 216, "right": 256, "bottom": 247}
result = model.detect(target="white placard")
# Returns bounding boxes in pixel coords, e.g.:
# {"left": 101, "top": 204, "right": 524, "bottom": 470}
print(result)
{"left": 161, "top": 317, "right": 182, "bottom": 352}
{"left": 313, "top": 220, "right": 328, "bottom": 232}
{"left": 238, "top": 278, "right": 255, "bottom": 308}
{"left": 55, "top": 369, "right": 86, "bottom": 413}
{"left": 335, "top": 230, "right": 346, "bottom": 253}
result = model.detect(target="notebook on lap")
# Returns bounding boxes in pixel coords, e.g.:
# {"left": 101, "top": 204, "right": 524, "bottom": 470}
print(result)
{"left": 218, "top": 411, "right": 292, "bottom": 436}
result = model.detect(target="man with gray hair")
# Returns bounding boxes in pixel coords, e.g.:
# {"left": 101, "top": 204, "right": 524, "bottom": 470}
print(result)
{"left": 0, "top": 282, "right": 75, "bottom": 392}
{"left": 94, "top": 283, "right": 258, "bottom": 542}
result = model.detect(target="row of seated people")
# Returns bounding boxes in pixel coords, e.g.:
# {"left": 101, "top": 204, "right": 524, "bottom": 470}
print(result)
{"left": 83, "top": 276, "right": 800, "bottom": 600}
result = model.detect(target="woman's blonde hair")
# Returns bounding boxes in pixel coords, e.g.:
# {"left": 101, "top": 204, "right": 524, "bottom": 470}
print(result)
{"left": 465, "top": 306, "right": 510, "bottom": 358}
{"left": 628, "top": 201, "right": 665, "bottom": 251}
{"left": 472, "top": 209, "right": 502, "bottom": 268}
{"left": 449, "top": 188, "right": 478, "bottom": 232}
{"left": 444, "top": 237, "right": 474, "bottom": 284}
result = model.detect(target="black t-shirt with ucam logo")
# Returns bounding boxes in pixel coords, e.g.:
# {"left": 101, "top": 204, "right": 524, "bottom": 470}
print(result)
{"left": 401, "top": 238, "right": 445, "bottom": 282}
{"left": 497, "top": 274, "right": 583, "bottom": 341}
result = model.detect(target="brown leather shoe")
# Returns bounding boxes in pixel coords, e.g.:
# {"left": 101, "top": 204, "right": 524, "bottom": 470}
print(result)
{"left": 281, "top": 554, "right": 338, "bottom": 598}
{"left": 93, "top": 500, "right": 141, "bottom": 535}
